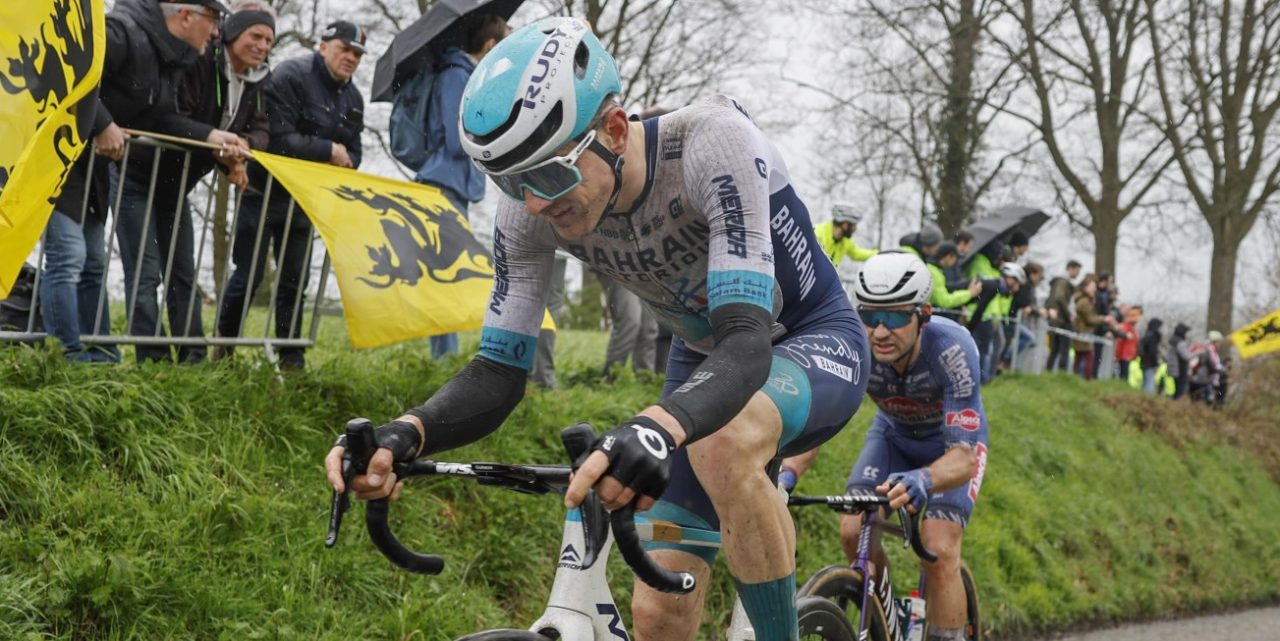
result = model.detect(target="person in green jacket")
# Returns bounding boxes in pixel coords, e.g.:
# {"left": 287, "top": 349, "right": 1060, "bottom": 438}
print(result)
{"left": 814, "top": 203, "right": 879, "bottom": 267}
{"left": 928, "top": 242, "right": 982, "bottom": 320}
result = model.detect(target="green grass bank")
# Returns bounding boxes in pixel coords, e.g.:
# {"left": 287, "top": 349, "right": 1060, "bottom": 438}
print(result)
{"left": 0, "top": 333, "right": 1277, "bottom": 640}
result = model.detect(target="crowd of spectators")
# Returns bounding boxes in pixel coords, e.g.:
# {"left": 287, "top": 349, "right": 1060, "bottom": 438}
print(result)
{"left": 816, "top": 205, "right": 1231, "bottom": 407}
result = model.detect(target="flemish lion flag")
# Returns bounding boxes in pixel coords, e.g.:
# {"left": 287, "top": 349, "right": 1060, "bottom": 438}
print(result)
{"left": 253, "top": 152, "right": 552, "bottom": 348}
{"left": 1230, "top": 309, "right": 1280, "bottom": 359}
{"left": 0, "top": 0, "right": 106, "bottom": 297}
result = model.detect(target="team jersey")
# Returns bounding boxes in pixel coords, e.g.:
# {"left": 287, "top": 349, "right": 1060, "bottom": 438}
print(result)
{"left": 864, "top": 316, "right": 986, "bottom": 449}
{"left": 478, "top": 95, "right": 849, "bottom": 368}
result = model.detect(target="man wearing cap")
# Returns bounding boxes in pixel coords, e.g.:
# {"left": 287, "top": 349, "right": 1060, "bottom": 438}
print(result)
{"left": 216, "top": 20, "right": 367, "bottom": 369}
{"left": 814, "top": 203, "right": 878, "bottom": 268}
{"left": 101, "top": 0, "right": 256, "bottom": 364}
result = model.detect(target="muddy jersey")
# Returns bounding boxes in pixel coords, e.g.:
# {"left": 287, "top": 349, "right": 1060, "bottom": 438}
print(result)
{"left": 478, "top": 95, "right": 849, "bottom": 368}
{"left": 865, "top": 316, "right": 987, "bottom": 449}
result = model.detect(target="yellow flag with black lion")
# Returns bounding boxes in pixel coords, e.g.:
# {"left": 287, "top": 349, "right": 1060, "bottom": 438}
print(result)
{"left": 253, "top": 152, "right": 553, "bottom": 349}
{"left": 0, "top": 0, "right": 106, "bottom": 297}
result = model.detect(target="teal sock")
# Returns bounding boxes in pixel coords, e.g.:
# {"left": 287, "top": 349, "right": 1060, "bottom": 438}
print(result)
{"left": 734, "top": 573, "right": 798, "bottom": 641}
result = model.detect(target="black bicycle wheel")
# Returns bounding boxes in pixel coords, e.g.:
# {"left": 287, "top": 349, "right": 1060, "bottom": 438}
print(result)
{"left": 454, "top": 630, "right": 554, "bottom": 641}
{"left": 797, "top": 595, "right": 857, "bottom": 641}
{"left": 798, "top": 566, "right": 889, "bottom": 641}
{"left": 798, "top": 565, "right": 865, "bottom": 611}
{"left": 961, "top": 562, "right": 982, "bottom": 641}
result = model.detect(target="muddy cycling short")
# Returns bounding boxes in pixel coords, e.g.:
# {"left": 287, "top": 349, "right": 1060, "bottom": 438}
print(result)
{"left": 845, "top": 412, "right": 989, "bottom": 528}
{"left": 639, "top": 315, "right": 870, "bottom": 565}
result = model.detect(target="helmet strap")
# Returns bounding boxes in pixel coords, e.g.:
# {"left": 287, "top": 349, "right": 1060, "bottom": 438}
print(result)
{"left": 589, "top": 138, "right": 627, "bottom": 216}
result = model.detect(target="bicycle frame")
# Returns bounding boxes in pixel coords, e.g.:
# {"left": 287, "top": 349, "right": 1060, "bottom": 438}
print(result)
{"left": 851, "top": 509, "right": 907, "bottom": 641}
{"left": 523, "top": 509, "right": 758, "bottom": 641}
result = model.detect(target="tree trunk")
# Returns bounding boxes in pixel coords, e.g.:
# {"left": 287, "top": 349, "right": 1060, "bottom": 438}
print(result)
{"left": 1206, "top": 220, "right": 1242, "bottom": 332}
{"left": 1091, "top": 215, "right": 1120, "bottom": 276}
{"left": 936, "top": 0, "right": 978, "bottom": 237}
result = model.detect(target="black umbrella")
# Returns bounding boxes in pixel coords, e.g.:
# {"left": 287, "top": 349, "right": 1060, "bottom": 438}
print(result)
{"left": 959, "top": 205, "right": 1050, "bottom": 268}
{"left": 371, "top": 0, "right": 525, "bottom": 103}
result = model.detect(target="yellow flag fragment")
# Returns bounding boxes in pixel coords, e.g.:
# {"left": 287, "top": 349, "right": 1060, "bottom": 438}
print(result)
{"left": 1230, "top": 309, "right": 1280, "bottom": 359}
{"left": 0, "top": 0, "right": 106, "bottom": 297}
{"left": 251, "top": 152, "right": 552, "bottom": 349}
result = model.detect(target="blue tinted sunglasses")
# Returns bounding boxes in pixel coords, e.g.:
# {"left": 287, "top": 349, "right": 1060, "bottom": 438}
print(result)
{"left": 489, "top": 129, "right": 597, "bottom": 202}
{"left": 859, "top": 307, "right": 921, "bottom": 330}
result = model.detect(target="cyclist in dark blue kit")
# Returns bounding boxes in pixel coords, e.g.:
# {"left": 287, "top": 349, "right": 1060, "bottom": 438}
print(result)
{"left": 324, "top": 18, "right": 869, "bottom": 641}
{"left": 848, "top": 251, "right": 986, "bottom": 641}
{"left": 783, "top": 251, "right": 987, "bottom": 641}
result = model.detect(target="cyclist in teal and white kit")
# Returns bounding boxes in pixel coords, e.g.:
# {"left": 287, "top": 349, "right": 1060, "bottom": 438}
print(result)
{"left": 324, "top": 18, "right": 869, "bottom": 641}
{"left": 787, "top": 251, "right": 988, "bottom": 641}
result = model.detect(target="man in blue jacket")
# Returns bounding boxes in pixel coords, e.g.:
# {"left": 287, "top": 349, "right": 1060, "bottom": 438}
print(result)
{"left": 415, "top": 14, "right": 509, "bottom": 358}
{"left": 215, "top": 20, "right": 366, "bottom": 369}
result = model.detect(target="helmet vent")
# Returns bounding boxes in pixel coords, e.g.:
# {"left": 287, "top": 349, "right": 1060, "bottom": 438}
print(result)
{"left": 574, "top": 42, "right": 589, "bottom": 79}
{"left": 479, "top": 101, "right": 566, "bottom": 173}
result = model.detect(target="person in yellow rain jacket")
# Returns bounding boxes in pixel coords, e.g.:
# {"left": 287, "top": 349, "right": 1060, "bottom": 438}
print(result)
{"left": 927, "top": 242, "right": 983, "bottom": 321}
{"left": 814, "top": 203, "right": 879, "bottom": 267}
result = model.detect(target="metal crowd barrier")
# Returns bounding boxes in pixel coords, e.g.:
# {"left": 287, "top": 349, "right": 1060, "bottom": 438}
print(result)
{"left": 1001, "top": 315, "right": 1117, "bottom": 380}
{"left": 0, "top": 135, "right": 334, "bottom": 363}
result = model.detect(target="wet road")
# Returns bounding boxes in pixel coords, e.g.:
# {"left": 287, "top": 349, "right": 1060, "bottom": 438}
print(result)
{"left": 1025, "top": 606, "right": 1280, "bottom": 641}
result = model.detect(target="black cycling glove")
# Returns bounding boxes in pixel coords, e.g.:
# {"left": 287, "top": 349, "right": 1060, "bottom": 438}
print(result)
{"left": 588, "top": 416, "right": 677, "bottom": 500}
{"left": 335, "top": 420, "right": 422, "bottom": 463}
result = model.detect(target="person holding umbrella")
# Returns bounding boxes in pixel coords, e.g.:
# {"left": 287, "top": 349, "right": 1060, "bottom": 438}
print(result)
{"left": 408, "top": 13, "right": 511, "bottom": 358}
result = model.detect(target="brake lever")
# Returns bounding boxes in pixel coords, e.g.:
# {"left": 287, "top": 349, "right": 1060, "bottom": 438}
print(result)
{"left": 325, "top": 418, "right": 377, "bottom": 548}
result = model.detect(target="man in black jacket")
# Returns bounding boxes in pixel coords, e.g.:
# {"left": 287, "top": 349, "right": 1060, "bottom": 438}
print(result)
{"left": 1139, "top": 318, "right": 1163, "bottom": 394}
{"left": 105, "top": 0, "right": 255, "bottom": 363}
{"left": 216, "top": 20, "right": 366, "bottom": 369}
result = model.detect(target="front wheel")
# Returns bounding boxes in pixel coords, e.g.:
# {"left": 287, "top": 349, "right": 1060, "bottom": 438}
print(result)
{"left": 798, "top": 566, "right": 889, "bottom": 641}
{"left": 797, "top": 595, "right": 857, "bottom": 640}
{"left": 454, "top": 630, "right": 554, "bottom": 641}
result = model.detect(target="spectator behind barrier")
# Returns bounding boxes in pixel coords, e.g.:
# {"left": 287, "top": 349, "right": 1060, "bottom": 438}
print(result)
{"left": 1071, "top": 274, "right": 1114, "bottom": 380}
{"left": 1167, "top": 322, "right": 1193, "bottom": 399}
{"left": 107, "top": 0, "right": 251, "bottom": 364}
{"left": 926, "top": 241, "right": 981, "bottom": 321}
{"left": 413, "top": 13, "right": 511, "bottom": 359}
{"left": 41, "top": 93, "right": 121, "bottom": 363}
{"left": 1043, "top": 262, "right": 1076, "bottom": 372}
{"left": 1139, "top": 317, "right": 1164, "bottom": 393}
{"left": 215, "top": 20, "right": 367, "bottom": 369}
{"left": 1113, "top": 305, "right": 1141, "bottom": 381}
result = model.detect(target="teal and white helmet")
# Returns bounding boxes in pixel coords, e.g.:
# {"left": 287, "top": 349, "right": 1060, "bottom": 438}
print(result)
{"left": 459, "top": 17, "right": 621, "bottom": 175}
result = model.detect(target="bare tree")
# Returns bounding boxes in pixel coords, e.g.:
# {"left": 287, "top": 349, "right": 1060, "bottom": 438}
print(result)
{"left": 1146, "top": 0, "right": 1280, "bottom": 332}
{"left": 546, "top": 0, "right": 755, "bottom": 110}
{"left": 797, "top": 1, "right": 1028, "bottom": 237}
{"left": 994, "top": 0, "right": 1173, "bottom": 275}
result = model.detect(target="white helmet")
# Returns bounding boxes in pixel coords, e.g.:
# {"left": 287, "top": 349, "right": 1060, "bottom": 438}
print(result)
{"left": 854, "top": 251, "right": 933, "bottom": 307}
{"left": 1000, "top": 262, "right": 1027, "bottom": 283}
{"left": 832, "top": 203, "right": 862, "bottom": 224}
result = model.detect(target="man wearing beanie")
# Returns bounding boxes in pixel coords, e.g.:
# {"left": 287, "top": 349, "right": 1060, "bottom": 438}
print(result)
{"left": 216, "top": 18, "right": 366, "bottom": 369}
{"left": 173, "top": 0, "right": 274, "bottom": 190}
